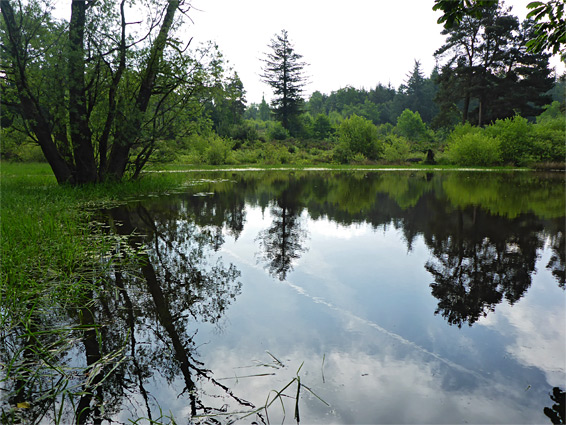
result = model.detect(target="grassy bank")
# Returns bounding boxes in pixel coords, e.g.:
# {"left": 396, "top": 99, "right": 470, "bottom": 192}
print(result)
{"left": 1, "top": 162, "right": 192, "bottom": 290}
{"left": 0, "top": 162, "right": 200, "bottom": 423}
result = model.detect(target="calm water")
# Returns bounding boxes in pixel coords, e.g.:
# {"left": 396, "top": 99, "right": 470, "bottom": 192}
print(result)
{"left": 7, "top": 171, "right": 566, "bottom": 424}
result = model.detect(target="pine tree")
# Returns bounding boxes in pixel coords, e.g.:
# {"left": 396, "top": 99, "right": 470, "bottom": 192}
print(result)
{"left": 259, "top": 95, "right": 271, "bottom": 121}
{"left": 261, "top": 30, "right": 308, "bottom": 134}
{"left": 434, "top": 3, "right": 553, "bottom": 125}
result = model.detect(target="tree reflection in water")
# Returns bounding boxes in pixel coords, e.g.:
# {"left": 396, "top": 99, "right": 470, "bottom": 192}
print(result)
{"left": 98, "top": 205, "right": 251, "bottom": 422}
{"left": 256, "top": 183, "right": 309, "bottom": 281}
{"left": 1, "top": 202, "right": 252, "bottom": 424}
{"left": 425, "top": 208, "right": 542, "bottom": 327}
{"left": 547, "top": 230, "right": 565, "bottom": 289}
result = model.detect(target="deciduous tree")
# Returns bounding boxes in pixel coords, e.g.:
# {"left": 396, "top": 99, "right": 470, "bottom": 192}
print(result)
{"left": 1, "top": 0, "right": 206, "bottom": 184}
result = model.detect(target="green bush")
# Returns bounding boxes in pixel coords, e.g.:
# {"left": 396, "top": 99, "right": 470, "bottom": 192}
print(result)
{"left": 311, "top": 114, "right": 333, "bottom": 140}
{"left": 395, "top": 109, "right": 428, "bottom": 142}
{"left": 351, "top": 153, "right": 367, "bottom": 164}
{"left": 0, "top": 128, "right": 47, "bottom": 162}
{"left": 446, "top": 133, "right": 502, "bottom": 166}
{"left": 231, "top": 148, "right": 261, "bottom": 164}
{"left": 268, "top": 122, "right": 290, "bottom": 141}
{"left": 531, "top": 115, "right": 566, "bottom": 162}
{"left": 337, "top": 114, "right": 383, "bottom": 160}
{"left": 230, "top": 121, "right": 259, "bottom": 141}
{"left": 383, "top": 135, "right": 411, "bottom": 163}
{"left": 206, "top": 135, "right": 232, "bottom": 165}
{"left": 485, "top": 116, "right": 533, "bottom": 166}
{"left": 536, "top": 101, "right": 564, "bottom": 123}
{"left": 333, "top": 140, "right": 353, "bottom": 164}
{"left": 150, "top": 140, "right": 177, "bottom": 163}
{"left": 263, "top": 143, "right": 291, "bottom": 164}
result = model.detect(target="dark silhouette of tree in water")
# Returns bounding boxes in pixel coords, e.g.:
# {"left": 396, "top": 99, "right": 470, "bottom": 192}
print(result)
{"left": 544, "top": 387, "right": 565, "bottom": 424}
{"left": 256, "top": 186, "right": 308, "bottom": 281}
{"left": 547, "top": 231, "right": 565, "bottom": 289}
{"left": 425, "top": 208, "right": 542, "bottom": 327}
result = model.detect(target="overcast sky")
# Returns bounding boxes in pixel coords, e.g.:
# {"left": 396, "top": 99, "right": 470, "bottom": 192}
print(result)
{"left": 186, "top": 0, "right": 564, "bottom": 104}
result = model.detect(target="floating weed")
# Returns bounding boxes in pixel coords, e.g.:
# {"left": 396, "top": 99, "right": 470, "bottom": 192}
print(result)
{"left": 265, "top": 351, "right": 285, "bottom": 368}
{"left": 194, "top": 353, "right": 330, "bottom": 424}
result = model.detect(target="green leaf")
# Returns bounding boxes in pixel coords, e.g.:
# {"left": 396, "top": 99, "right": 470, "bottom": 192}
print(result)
{"left": 526, "top": 1, "right": 545, "bottom": 9}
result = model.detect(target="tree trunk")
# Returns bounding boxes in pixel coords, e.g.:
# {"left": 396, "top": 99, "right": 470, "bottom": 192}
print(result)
{"left": 1, "top": 1, "right": 75, "bottom": 184}
{"left": 107, "top": 0, "right": 180, "bottom": 180}
{"left": 68, "top": 0, "right": 97, "bottom": 183}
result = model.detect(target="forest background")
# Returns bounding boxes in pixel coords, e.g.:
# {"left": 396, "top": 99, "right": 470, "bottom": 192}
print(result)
{"left": 1, "top": 0, "right": 565, "bottom": 178}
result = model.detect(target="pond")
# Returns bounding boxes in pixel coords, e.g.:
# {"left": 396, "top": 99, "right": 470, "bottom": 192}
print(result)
{"left": 3, "top": 170, "right": 566, "bottom": 424}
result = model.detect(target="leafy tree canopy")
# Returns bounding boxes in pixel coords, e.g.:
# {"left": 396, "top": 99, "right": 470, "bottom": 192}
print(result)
{"left": 1, "top": 0, "right": 225, "bottom": 184}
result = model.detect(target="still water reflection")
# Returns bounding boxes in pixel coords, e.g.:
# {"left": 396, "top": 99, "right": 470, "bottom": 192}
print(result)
{"left": 3, "top": 171, "right": 565, "bottom": 424}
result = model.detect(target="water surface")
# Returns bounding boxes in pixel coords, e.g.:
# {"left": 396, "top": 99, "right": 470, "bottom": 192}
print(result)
{"left": 7, "top": 170, "right": 566, "bottom": 424}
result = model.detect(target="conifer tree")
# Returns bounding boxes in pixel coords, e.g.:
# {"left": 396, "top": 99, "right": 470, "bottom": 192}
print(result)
{"left": 261, "top": 30, "right": 308, "bottom": 135}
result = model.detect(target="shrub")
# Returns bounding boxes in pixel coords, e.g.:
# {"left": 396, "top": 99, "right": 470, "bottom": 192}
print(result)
{"left": 268, "top": 122, "right": 290, "bottom": 141}
{"left": 150, "top": 140, "right": 177, "bottom": 163}
{"left": 531, "top": 116, "right": 566, "bottom": 162}
{"left": 206, "top": 135, "right": 232, "bottom": 165}
{"left": 485, "top": 116, "right": 533, "bottom": 166}
{"left": 351, "top": 153, "right": 367, "bottom": 164}
{"left": 337, "top": 114, "right": 383, "bottom": 160}
{"left": 536, "top": 101, "right": 563, "bottom": 123}
{"left": 446, "top": 133, "right": 501, "bottom": 166}
{"left": 311, "top": 114, "right": 333, "bottom": 140}
{"left": 333, "top": 140, "right": 353, "bottom": 164}
{"left": 230, "top": 121, "right": 259, "bottom": 141}
{"left": 395, "top": 109, "right": 427, "bottom": 141}
{"left": 383, "top": 135, "right": 411, "bottom": 163}
{"left": 263, "top": 143, "right": 292, "bottom": 165}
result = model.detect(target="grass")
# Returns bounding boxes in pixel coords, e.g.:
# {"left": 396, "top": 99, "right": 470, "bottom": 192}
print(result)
{"left": 0, "top": 162, "right": 199, "bottom": 424}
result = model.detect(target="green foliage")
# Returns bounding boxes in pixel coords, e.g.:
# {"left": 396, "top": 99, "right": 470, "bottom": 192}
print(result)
{"left": 446, "top": 132, "right": 502, "bottom": 166}
{"left": 206, "top": 135, "right": 233, "bottom": 165}
{"left": 260, "top": 143, "right": 291, "bottom": 164}
{"left": 526, "top": 0, "right": 566, "bottom": 58}
{"left": 531, "top": 113, "right": 566, "bottom": 162}
{"left": 0, "top": 128, "right": 46, "bottom": 162}
{"left": 394, "top": 109, "right": 434, "bottom": 150}
{"left": 383, "top": 135, "right": 412, "bottom": 163}
{"left": 311, "top": 114, "right": 333, "bottom": 140}
{"left": 261, "top": 30, "right": 308, "bottom": 133}
{"left": 537, "top": 101, "right": 564, "bottom": 122}
{"left": 333, "top": 141, "right": 353, "bottom": 164}
{"left": 485, "top": 116, "right": 534, "bottom": 166}
{"left": 229, "top": 121, "right": 259, "bottom": 142}
{"left": 434, "top": 3, "right": 554, "bottom": 125}
{"left": 268, "top": 121, "right": 291, "bottom": 141}
{"left": 336, "top": 114, "right": 383, "bottom": 160}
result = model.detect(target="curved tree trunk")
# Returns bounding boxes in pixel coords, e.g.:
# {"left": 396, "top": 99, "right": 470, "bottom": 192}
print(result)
{"left": 68, "top": 0, "right": 97, "bottom": 183}
{"left": 1, "top": 1, "right": 75, "bottom": 184}
{"left": 106, "top": 0, "right": 180, "bottom": 180}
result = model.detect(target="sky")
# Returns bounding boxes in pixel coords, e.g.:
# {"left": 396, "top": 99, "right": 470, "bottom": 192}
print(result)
{"left": 185, "top": 0, "right": 564, "bottom": 104}
{"left": 51, "top": 0, "right": 563, "bottom": 105}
